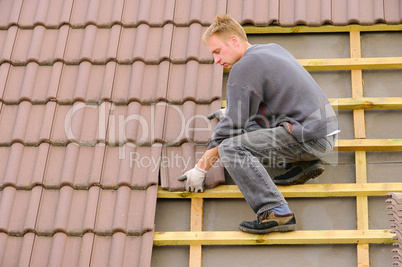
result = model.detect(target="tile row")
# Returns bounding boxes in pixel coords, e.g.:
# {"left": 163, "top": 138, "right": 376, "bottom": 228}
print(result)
{"left": 0, "top": 0, "right": 225, "bottom": 28}
{"left": 224, "top": 0, "right": 402, "bottom": 26}
{"left": 0, "top": 143, "right": 159, "bottom": 189}
{"left": 0, "top": 185, "right": 157, "bottom": 236}
{"left": 0, "top": 231, "right": 154, "bottom": 267}
{"left": 0, "top": 141, "right": 224, "bottom": 190}
{"left": 0, "top": 101, "right": 221, "bottom": 146}
{"left": 2, "top": 0, "right": 402, "bottom": 29}
{"left": 0, "top": 24, "right": 214, "bottom": 65}
{"left": 0, "top": 61, "right": 222, "bottom": 104}
{"left": 228, "top": 0, "right": 391, "bottom": 26}
{"left": 0, "top": 0, "right": 176, "bottom": 28}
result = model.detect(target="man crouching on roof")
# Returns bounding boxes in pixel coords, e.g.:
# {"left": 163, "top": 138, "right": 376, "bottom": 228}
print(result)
{"left": 178, "top": 14, "right": 339, "bottom": 234}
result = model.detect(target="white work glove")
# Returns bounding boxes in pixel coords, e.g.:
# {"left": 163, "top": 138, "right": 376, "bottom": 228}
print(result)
{"left": 207, "top": 108, "right": 226, "bottom": 121}
{"left": 178, "top": 165, "right": 208, "bottom": 193}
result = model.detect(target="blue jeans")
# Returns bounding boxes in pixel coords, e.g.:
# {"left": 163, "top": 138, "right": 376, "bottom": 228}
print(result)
{"left": 218, "top": 126, "right": 335, "bottom": 215}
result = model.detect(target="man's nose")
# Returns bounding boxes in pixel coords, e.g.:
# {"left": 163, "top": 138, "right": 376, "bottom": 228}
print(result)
{"left": 213, "top": 54, "right": 220, "bottom": 64}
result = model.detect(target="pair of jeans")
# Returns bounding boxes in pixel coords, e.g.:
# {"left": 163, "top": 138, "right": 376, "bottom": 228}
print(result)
{"left": 218, "top": 126, "right": 335, "bottom": 215}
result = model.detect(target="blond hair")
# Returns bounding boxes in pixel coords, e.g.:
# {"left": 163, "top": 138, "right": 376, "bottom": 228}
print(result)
{"left": 202, "top": 14, "right": 248, "bottom": 44}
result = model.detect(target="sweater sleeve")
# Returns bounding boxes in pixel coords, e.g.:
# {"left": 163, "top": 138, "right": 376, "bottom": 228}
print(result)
{"left": 207, "top": 81, "right": 262, "bottom": 149}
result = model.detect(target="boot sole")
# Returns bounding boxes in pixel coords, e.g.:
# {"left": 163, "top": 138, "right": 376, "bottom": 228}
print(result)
{"left": 274, "top": 164, "right": 324, "bottom": 186}
{"left": 238, "top": 223, "right": 296, "bottom": 234}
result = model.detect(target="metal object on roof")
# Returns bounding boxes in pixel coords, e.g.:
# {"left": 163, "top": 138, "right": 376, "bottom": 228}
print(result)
{"left": 387, "top": 193, "right": 402, "bottom": 266}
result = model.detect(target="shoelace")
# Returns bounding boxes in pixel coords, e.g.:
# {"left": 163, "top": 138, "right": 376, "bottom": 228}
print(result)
{"left": 258, "top": 210, "right": 272, "bottom": 222}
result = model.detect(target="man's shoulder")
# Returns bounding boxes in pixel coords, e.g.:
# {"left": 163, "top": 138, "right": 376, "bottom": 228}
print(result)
{"left": 247, "top": 43, "right": 285, "bottom": 54}
{"left": 231, "top": 44, "right": 282, "bottom": 72}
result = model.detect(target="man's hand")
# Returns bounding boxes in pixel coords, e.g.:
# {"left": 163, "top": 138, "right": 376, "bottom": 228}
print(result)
{"left": 178, "top": 165, "right": 208, "bottom": 193}
{"left": 207, "top": 108, "right": 226, "bottom": 121}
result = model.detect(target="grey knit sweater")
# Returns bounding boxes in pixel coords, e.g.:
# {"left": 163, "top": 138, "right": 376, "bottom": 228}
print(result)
{"left": 208, "top": 43, "right": 339, "bottom": 149}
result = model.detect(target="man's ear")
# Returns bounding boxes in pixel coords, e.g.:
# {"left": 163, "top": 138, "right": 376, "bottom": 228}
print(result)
{"left": 230, "top": 35, "right": 239, "bottom": 47}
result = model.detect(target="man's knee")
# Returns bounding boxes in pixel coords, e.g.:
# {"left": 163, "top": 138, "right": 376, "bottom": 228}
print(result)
{"left": 218, "top": 139, "right": 229, "bottom": 157}
{"left": 218, "top": 136, "right": 243, "bottom": 157}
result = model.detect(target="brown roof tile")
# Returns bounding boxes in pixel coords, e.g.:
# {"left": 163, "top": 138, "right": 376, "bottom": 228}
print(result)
{"left": 0, "top": 102, "right": 55, "bottom": 146}
{"left": 106, "top": 102, "right": 166, "bottom": 146}
{"left": 117, "top": 24, "right": 173, "bottom": 64}
{"left": 167, "top": 61, "right": 223, "bottom": 104}
{"left": 57, "top": 62, "right": 115, "bottom": 104}
{"left": 228, "top": 0, "right": 280, "bottom": 26}
{"left": 174, "top": 0, "right": 227, "bottom": 26}
{"left": 18, "top": 0, "right": 74, "bottom": 28}
{"left": 94, "top": 185, "right": 157, "bottom": 235}
{"left": 112, "top": 61, "right": 169, "bottom": 104}
{"left": 51, "top": 102, "right": 110, "bottom": 146}
{"left": 90, "top": 231, "right": 154, "bottom": 267}
{"left": 0, "top": 63, "right": 11, "bottom": 98}
{"left": 160, "top": 143, "right": 225, "bottom": 191}
{"left": 12, "top": 26, "right": 69, "bottom": 64}
{"left": 43, "top": 143, "right": 104, "bottom": 189}
{"left": 101, "top": 144, "right": 161, "bottom": 188}
{"left": 385, "top": 0, "right": 402, "bottom": 24}
{"left": 279, "top": 0, "right": 332, "bottom": 26}
{"left": 0, "top": 0, "right": 23, "bottom": 29}
{"left": 0, "top": 186, "right": 42, "bottom": 235}
{"left": 29, "top": 233, "right": 94, "bottom": 267}
{"left": 0, "top": 143, "right": 49, "bottom": 189}
{"left": 170, "top": 24, "right": 213, "bottom": 63}
{"left": 36, "top": 186, "right": 99, "bottom": 235}
{"left": 162, "top": 100, "right": 221, "bottom": 145}
{"left": 69, "top": 0, "right": 124, "bottom": 27}
{"left": 122, "top": 0, "right": 175, "bottom": 26}
{"left": 3, "top": 62, "right": 62, "bottom": 104}
{"left": 64, "top": 25, "right": 121, "bottom": 64}
{"left": 0, "top": 232, "right": 35, "bottom": 266}
{"left": 0, "top": 27, "right": 17, "bottom": 63}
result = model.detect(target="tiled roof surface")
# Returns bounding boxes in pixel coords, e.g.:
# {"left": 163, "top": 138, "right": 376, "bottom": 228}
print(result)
{"left": 1, "top": 0, "right": 401, "bottom": 265}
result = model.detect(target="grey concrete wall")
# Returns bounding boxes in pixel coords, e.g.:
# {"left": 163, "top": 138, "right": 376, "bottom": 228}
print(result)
{"left": 153, "top": 32, "right": 401, "bottom": 267}
{"left": 202, "top": 245, "right": 357, "bottom": 267}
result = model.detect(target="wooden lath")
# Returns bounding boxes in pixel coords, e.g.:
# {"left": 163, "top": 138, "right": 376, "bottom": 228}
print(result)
{"left": 299, "top": 57, "right": 402, "bottom": 71}
{"left": 350, "top": 30, "right": 369, "bottom": 266}
{"left": 157, "top": 183, "right": 402, "bottom": 199}
{"left": 336, "top": 139, "right": 402, "bottom": 151}
{"left": 189, "top": 198, "right": 203, "bottom": 267}
{"left": 330, "top": 97, "right": 402, "bottom": 110}
{"left": 243, "top": 24, "right": 402, "bottom": 34}
{"left": 154, "top": 230, "right": 394, "bottom": 246}
{"left": 222, "top": 97, "right": 402, "bottom": 110}
{"left": 223, "top": 57, "right": 402, "bottom": 73}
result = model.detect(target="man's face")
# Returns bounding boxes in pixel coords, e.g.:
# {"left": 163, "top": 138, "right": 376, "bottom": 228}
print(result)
{"left": 206, "top": 34, "right": 242, "bottom": 69}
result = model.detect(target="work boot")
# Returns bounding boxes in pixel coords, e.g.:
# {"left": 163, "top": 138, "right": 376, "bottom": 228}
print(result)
{"left": 238, "top": 210, "right": 296, "bottom": 234}
{"left": 273, "top": 159, "right": 324, "bottom": 186}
